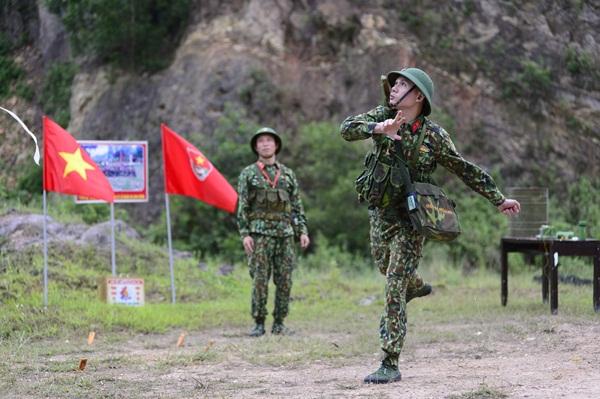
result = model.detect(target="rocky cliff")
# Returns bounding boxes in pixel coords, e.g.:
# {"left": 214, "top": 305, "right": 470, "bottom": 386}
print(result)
{"left": 2, "top": 0, "right": 599, "bottom": 224}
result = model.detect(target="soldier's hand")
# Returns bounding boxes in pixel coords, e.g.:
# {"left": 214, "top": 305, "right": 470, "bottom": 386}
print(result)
{"left": 243, "top": 236, "right": 254, "bottom": 255}
{"left": 299, "top": 234, "right": 310, "bottom": 250}
{"left": 497, "top": 199, "right": 521, "bottom": 216}
{"left": 373, "top": 110, "right": 405, "bottom": 140}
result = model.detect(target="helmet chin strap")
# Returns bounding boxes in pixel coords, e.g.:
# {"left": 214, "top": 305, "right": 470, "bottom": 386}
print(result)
{"left": 391, "top": 84, "right": 416, "bottom": 107}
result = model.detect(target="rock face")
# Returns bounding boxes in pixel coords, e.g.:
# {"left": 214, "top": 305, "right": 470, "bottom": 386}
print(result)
{"left": 0, "top": 211, "right": 140, "bottom": 252}
{"left": 1, "top": 0, "right": 599, "bottom": 224}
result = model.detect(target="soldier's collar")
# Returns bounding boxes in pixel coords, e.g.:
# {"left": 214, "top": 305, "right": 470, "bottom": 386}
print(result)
{"left": 256, "top": 160, "right": 279, "bottom": 170}
{"left": 408, "top": 115, "right": 424, "bottom": 134}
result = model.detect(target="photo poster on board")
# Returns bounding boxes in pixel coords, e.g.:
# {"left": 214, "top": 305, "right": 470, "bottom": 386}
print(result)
{"left": 76, "top": 140, "right": 149, "bottom": 203}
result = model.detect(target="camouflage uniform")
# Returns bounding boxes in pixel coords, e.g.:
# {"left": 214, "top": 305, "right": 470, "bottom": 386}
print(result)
{"left": 237, "top": 162, "right": 308, "bottom": 324}
{"left": 341, "top": 105, "right": 505, "bottom": 358}
{"left": 369, "top": 207, "right": 425, "bottom": 289}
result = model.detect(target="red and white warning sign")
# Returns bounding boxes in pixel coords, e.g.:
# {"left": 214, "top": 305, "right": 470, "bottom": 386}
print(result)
{"left": 102, "top": 278, "right": 145, "bottom": 306}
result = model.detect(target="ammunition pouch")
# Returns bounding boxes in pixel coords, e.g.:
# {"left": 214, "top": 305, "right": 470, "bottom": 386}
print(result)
{"left": 355, "top": 153, "right": 408, "bottom": 208}
{"left": 251, "top": 187, "right": 291, "bottom": 214}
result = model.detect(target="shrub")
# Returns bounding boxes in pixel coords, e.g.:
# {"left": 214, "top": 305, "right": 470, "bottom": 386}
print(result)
{"left": 41, "top": 62, "right": 77, "bottom": 127}
{"left": 46, "top": 0, "right": 191, "bottom": 71}
{"left": 0, "top": 33, "right": 24, "bottom": 99}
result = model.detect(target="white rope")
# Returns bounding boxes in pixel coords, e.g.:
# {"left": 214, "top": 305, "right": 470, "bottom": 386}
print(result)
{"left": 0, "top": 106, "right": 40, "bottom": 165}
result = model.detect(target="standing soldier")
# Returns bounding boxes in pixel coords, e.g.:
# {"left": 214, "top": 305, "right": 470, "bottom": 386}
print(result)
{"left": 237, "top": 127, "right": 310, "bottom": 337}
{"left": 340, "top": 68, "right": 520, "bottom": 383}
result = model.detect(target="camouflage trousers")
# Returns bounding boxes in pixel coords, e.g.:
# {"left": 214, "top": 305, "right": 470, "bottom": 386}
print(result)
{"left": 369, "top": 208, "right": 425, "bottom": 356}
{"left": 369, "top": 208, "right": 426, "bottom": 293}
{"left": 247, "top": 234, "right": 296, "bottom": 322}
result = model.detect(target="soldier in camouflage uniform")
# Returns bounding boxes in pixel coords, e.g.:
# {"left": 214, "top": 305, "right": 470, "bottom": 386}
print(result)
{"left": 237, "top": 127, "right": 310, "bottom": 337}
{"left": 340, "top": 68, "right": 520, "bottom": 384}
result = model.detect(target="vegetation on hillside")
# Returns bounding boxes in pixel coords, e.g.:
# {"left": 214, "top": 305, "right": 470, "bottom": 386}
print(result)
{"left": 46, "top": 0, "right": 191, "bottom": 71}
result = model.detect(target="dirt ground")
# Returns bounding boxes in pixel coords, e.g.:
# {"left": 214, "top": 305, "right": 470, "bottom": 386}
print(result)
{"left": 3, "top": 317, "right": 600, "bottom": 399}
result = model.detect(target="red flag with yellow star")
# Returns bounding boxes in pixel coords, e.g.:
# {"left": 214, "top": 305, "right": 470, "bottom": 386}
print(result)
{"left": 43, "top": 116, "right": 114, "bottom": 202}
{"left": 161, "top": 124, "right": 237, "bottom": 213}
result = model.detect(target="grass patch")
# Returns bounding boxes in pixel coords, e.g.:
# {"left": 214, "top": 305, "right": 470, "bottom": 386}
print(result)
{"left": 448, "top": 383, "right": 508, "bottom": 398}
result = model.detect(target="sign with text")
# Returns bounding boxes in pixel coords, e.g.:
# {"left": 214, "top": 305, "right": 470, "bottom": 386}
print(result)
{"left": 101, "top": 277, "right": 145, "bottom": 306}
{"left": 77, "top": 140, "right": 148, "bottom": 203}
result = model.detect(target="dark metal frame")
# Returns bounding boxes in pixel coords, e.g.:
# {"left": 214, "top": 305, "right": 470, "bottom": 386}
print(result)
{"left": 500, "top": 237, "right": 600, "bottom": 314}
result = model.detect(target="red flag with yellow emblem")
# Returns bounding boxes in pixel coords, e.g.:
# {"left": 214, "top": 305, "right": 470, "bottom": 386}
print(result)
{"left": 161, "top": 124, "right": 237, "bottom": 213}
{"left": 43, "top": 116, "right": 114, "bottom": 202}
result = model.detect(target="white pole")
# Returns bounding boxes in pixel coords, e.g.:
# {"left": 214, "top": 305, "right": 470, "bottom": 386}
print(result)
{"left": 43, "top": 190, "right": 48, "bottom": 307}
{"left": 110, "top": 202, "right": 116, "bottom": 276}
{"left": 165, "top": 194, "right": 176, "bottom": 304}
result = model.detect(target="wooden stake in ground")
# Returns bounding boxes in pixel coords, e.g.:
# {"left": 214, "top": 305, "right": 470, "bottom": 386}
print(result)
{"left": 203, "top": 340, "right": 215, "bottom": 352}
{"left": 78, "top": 358, "right": 87, "bottom": 371}
{"left": 176, "top": 332, "right": 186, "bottom": 347}
{"left": 87, "top": 331, "right": 96, "bottom": 345}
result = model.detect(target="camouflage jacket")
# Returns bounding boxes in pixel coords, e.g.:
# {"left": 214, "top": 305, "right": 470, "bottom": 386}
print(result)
{"left": 340, "top": 105, "right": 505, "bottom": 207}
{"left": 237, "top": 161, "right": 309, "bottom": 238}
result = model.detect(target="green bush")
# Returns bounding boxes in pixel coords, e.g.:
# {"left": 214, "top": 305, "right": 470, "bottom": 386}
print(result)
{"left": 0, "top": 33, "right": 24, "bottom": 99}
{"left": 565, "top": 46, "right": 595, "bottom": 75}
{"left": 552, "top": 177, "right": 600, "bottom": 239}
{"left": 297, "top": 233, "right": 370, "bottom": 274}
{"left": 41, "top": 62, "right": 77, "bottom": 127}
{"left": 503, "top": 60, "right": 552, "bottom": 101}
{"left": 290, "top": 121, "right": 370, "bottom": 255}
{"left": 46, "top": 0, "right": 191, "bottom": 71}
{"left": 15, "top": 162, "right": 42, "bottom": 203}
{"left": 564, "top": 46, "right": 599, "bottom": 90}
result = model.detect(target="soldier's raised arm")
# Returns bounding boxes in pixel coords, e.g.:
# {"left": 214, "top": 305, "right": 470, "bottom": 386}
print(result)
{"left": 340, "top": 105, "right": 397, "bottom": 141}
{"left": 431, "top": 126, "right": 505, "bottom": 207}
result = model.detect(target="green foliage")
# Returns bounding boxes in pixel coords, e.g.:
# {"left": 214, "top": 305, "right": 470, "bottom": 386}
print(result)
{"left": 448, "top": 384, "right": 508, "bottom": 399}
{"left": 503, "top": 60, "right": 552, "bottom": 101}
{"left": 239, "top": 68, "right": 284, "bottom": 121}
{"left": 565, "top": 46, "right": 594, "bottom": 75}
{"left": 297, "top": 233, "right": 370, "bottom": 274}
{"left": 290, "top": 121, "right": 370, "bottom": 255}
{"left": 564, "top": 45, "right": 599, "bottom": 90}
{"left": 0, "top": 33, "right": 24, "bottom": 99}
{"left": 551, "top": 177, "right": 600, "bottom": 239}
{"left": 463, "top": 0, "right": 476, "bottom": 17}
{"left": 14, "top": 162, "right": 42, "bottom": 203}
{"left": 46, "top": 0, "right": 191, "bottom": 71}
{"left": 41, "top": 62, "right": 77, "bottom": 127}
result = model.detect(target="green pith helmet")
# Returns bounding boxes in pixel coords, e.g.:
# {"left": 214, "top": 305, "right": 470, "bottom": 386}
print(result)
{"left": 250, "top": 127, "right": 282, "bottom": 155}
{"left": 386, "top": 67, "right": 434, "bottom": 116}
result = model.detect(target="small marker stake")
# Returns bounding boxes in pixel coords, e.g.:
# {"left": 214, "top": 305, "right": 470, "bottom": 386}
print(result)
{"left": 78, "top": 358, "right": 87, "bottom": 371}
{"left": 87, "top": 331, "right": 96, "bottom": 345}
{"left": 203, "top": 340, "right": 215, "bottom": 352}
{"left": 176, "top": 332, "right": 186, "bottom": 347}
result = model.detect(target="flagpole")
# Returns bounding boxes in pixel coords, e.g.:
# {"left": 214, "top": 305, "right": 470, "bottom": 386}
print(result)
{"left": 43, "top": 190, "right": 49, "bottom": 307}
{"left": 110, "top": 202, "right": 116, "bottom": 276}
{"left": 165, "top": 193, "right": 176, "bottom": 304}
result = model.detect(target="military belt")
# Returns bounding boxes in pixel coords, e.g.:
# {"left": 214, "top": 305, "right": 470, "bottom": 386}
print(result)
{"left": 248, "top": 212, "right": 290, "bottom": 222}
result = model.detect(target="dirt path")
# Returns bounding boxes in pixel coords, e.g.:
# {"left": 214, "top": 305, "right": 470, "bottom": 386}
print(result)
{"left": 4, "top": 319, "right": 600, "bottom": 398}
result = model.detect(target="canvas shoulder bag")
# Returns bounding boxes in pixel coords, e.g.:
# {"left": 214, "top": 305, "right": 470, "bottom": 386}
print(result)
{"left": 404, "top": 124, "right": 461, "bottom": 241}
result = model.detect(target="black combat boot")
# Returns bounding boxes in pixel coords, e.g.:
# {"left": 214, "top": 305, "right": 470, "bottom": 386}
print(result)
{"left": 271, "top": 319, "right": 293, "bottom": 335}
{"left": 363, "top": 354, "right": 401, "bottom": 384}
{"left": 406, "top": 283, "right": 432, "bottom": 303}
{"left": 249, "top": 319, "right": 265, "bottom": 337}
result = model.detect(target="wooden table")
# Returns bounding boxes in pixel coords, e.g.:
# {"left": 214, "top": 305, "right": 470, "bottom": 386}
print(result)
{"left": 500, "top": 237, "right": 600, "bottom": 314}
